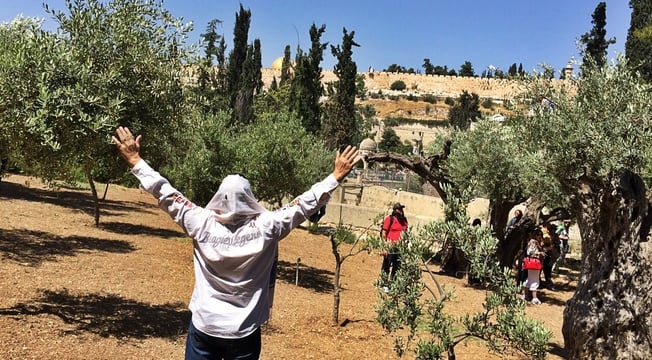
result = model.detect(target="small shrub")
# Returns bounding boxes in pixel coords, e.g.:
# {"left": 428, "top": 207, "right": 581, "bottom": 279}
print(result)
{"left": 390, "top": 80, "right": 407, "bottom": 91}
{"left": 445, "top": 97, "right": 455, "bottom": 106}
{"left": 422, "top": 94, "right": 437, "bottom": 104}
{"left": 333, "top": 226, "right": 357, "bottom": 244}
{"left": 384, "top": 117, "right": 400, "bottom": 126}
{"left": 481, "top": 98, "right": 494, "bottom": 109}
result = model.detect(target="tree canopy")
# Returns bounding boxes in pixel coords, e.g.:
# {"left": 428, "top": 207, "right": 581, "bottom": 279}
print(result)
{"left": 0, "top": 0, "right": 192, "bottom": 225}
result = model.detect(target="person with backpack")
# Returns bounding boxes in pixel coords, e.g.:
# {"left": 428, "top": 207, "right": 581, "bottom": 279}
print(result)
{"left": 380, "top": 203, "right": 408, "bottom": 292}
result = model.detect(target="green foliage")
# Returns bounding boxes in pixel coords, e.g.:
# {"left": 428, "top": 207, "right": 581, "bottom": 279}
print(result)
{"left": 167, "top": 110, "right": 332, "bottom": 207}
{"left": 383, "top": 116, "right": 448, "bottom": 128}
{"left": 580, "top": 2, "right": 615, "bottom": 69}
{"left": 422, "top": 94, "right": 437, "bottom": 104}
{"left": 446, "top": 120, "right": 527, "bottom": 204}
{"left": 423, "top": 133, "right": 450, "bottom": 158}
{"left": 164, "top": 111, "right": 237, "bottom": 205}
{"left": 390, "top": 80, "right": 407, "bottom": 91}
{"left": 626, "top": 0, "right": 652, "bottom": 82}
{"left": 384, "top": 64, "right": 417, "bottom": 74}
{"left": 255, "top": 82, "right": 291, "bottom": 115}
{"left": 322, "top": 27, "right": 360, "bottom": 149}
{"left": 447, "top": 91, "right": 481, "bottom": 130}
{"left": 356, "top": 73, "right": 367, "bottom": 99}
{"left": 376, "top": 191, "right": 552, "bottom": 359}
{"left": 459, "top": 61, "right": 475, "bottom": 77}
{"left": 422, "top": 58, "right": 435, "bottom": 75}
{"left": 236, "top": 112, "right": 332, "bottom": 205}
{"left": 226, "top": 4, "right": 262, "bottom": 126}
{"left": 332, "top": 226, "right": 357, "bottom": 245}
{"left": 444, "top": 97, "right": 455, "bottom": 106}
{"left": 369, "top": 91, "right": 384, "bottom": 99}
{"left": 0, "top": 0, "right": 191, "bottom": 187}
{"left": 378, "top": 127, "right": 412, "bottom": 154}
{"left": 194, "top": 19, "right": 229, "bottom": 114}
{"left": 280, "top": 45, "right": 293, "bottom": 86}
{"left": 515, "top": 56, "right": 652, "bottom": 194}
{"left": 481, "top": 98, "right": 494, "bottom": 109}
{"left": 289, "top": 23, "right": 326, "bottom": 134}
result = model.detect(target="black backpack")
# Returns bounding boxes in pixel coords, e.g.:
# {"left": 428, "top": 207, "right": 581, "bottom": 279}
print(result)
{"left": 380, "top": 215, "right": 395, "bottom": 238}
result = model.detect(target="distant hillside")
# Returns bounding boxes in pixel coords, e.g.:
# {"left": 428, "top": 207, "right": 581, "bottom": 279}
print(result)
{"left": 260, "top": 68, "right": 525, "bottom": 146}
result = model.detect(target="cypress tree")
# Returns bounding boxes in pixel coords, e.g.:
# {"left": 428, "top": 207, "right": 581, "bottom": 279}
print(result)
{"left": 322, "top": 27, "right": 359, "bottom": 149}
{"left": 289, "top": 23, "right": 327, "bottom": 134}
{"left": 626, "top": 0, "right": 652, "bottom": 81}
{"left": 580, "top": 2, "right": 615, "bottom": 69}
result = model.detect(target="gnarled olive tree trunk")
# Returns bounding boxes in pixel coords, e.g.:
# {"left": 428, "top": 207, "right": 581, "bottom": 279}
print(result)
{"left": 487, "top": 198, "right": 519, "bottom": 242}
{"left": 563, "top": 170, "right": 652, "bottom": 359}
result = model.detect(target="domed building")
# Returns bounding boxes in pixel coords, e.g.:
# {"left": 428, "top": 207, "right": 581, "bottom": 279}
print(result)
{"left": 359, "top": 138, "right": 377, "bottom": 156}
{"left": 270, "top": 56, "right": 284, "bottom": 70}
{"left": 358, "top": 138, "right": 377, "bottom": 180}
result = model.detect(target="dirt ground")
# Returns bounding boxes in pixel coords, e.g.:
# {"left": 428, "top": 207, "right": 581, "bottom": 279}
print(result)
{"left": 0, "top": 173, "right": 576, "bottom": 359}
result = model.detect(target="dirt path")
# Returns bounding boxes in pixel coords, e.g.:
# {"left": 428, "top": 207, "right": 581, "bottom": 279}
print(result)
{"left": 0, "top": 174, "right": 573, "bottom": 359}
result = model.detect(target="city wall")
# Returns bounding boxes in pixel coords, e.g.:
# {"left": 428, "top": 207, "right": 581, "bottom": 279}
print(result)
{"left": 261, "top": 68, "right": 528, "bottom": 100}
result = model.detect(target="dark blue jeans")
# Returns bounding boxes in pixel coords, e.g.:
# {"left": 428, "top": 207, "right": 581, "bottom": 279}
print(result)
{"left": 381, "top": 252, "right": 400, "bottom": 282}
{"left": 185, "top": 321, "right": 261, "bottom": 360}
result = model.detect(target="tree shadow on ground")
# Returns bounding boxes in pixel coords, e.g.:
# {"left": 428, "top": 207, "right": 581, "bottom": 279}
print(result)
{"left": 0, "top": 228, "right": 135, "bottom": 266}
{"left": 0, "top": 179, "right": 158, "bottom": 217}
{"left": 276, "top": 260, "right": 334, "bottom": 294}
{"left": 100, "top": 221, "right": 185, "bottom": 239}
{"left": 0, "top": 289, "right": 190, "bottom": 340}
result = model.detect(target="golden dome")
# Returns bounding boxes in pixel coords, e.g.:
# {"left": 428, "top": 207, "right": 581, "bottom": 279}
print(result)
{"left": 271, "top": 56, "right": 284, "bottom": 70}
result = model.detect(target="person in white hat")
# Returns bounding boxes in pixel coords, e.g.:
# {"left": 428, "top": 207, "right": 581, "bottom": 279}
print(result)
{"left": 112, "top": 126, "right": 361, "bottom": 360}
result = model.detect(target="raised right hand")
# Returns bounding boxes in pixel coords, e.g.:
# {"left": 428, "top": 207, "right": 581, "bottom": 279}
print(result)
{"left": 112, "top": 126, "right": 142, "bottom": 168}
{"left": 332, "top": 145, "right": 362, "bottom": 182}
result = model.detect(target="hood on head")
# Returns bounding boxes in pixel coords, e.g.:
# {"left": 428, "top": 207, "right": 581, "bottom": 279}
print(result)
{"left": 205, "top": 174, "right": 266, "bottom": 226}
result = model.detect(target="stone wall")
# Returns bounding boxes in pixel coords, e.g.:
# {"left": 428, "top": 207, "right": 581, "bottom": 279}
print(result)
{"left": 316, "top": 182, "right": 489, "bottom": 231}
{"left": 261, "top": 68, "right": 528, "bottom": 100}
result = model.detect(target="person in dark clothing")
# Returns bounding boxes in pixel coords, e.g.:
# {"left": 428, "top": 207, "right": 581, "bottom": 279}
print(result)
{"left": 504, "top": 209, "right": 523, "bottom": 239}
{"left": 539, "top": 223, "right": 557, "bottom": 290}
{"left": 513, "top": 237, "right": 529, "bottom": 287}
{"left": 467, "top": 218, "right": 482, "bottom": 286}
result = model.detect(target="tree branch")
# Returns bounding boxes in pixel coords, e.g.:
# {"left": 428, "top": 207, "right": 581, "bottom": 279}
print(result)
{"left": 365, "top": 140, "right": 453, "bottom": 202}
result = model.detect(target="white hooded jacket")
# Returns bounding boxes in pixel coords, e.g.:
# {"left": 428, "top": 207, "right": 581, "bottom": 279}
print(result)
{"left": 131, "top": 160, "right": 338, "bottom": 339}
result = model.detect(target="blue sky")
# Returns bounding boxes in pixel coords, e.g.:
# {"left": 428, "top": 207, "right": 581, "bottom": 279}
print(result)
{"left": 0, "top": 1, "right": 631, "bottom": 75}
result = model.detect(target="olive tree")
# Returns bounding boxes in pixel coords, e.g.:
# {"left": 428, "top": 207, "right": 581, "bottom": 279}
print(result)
{"left": 0, "top": 0, "right": 192, "bottom": 225}
{"left": 376, "top": 191, "right": 552, "bottom": 359}
{"left": 170, "top": 108, "right": 333, "bottom": 208}
{"left": 234, "top": 112, "right": 332, "bottom": 206}
{"left": 446, "top": 120, "right": 527, "bottom": 242}
{"left": 514, "top": 57, "right": 652, "bottom": 359}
